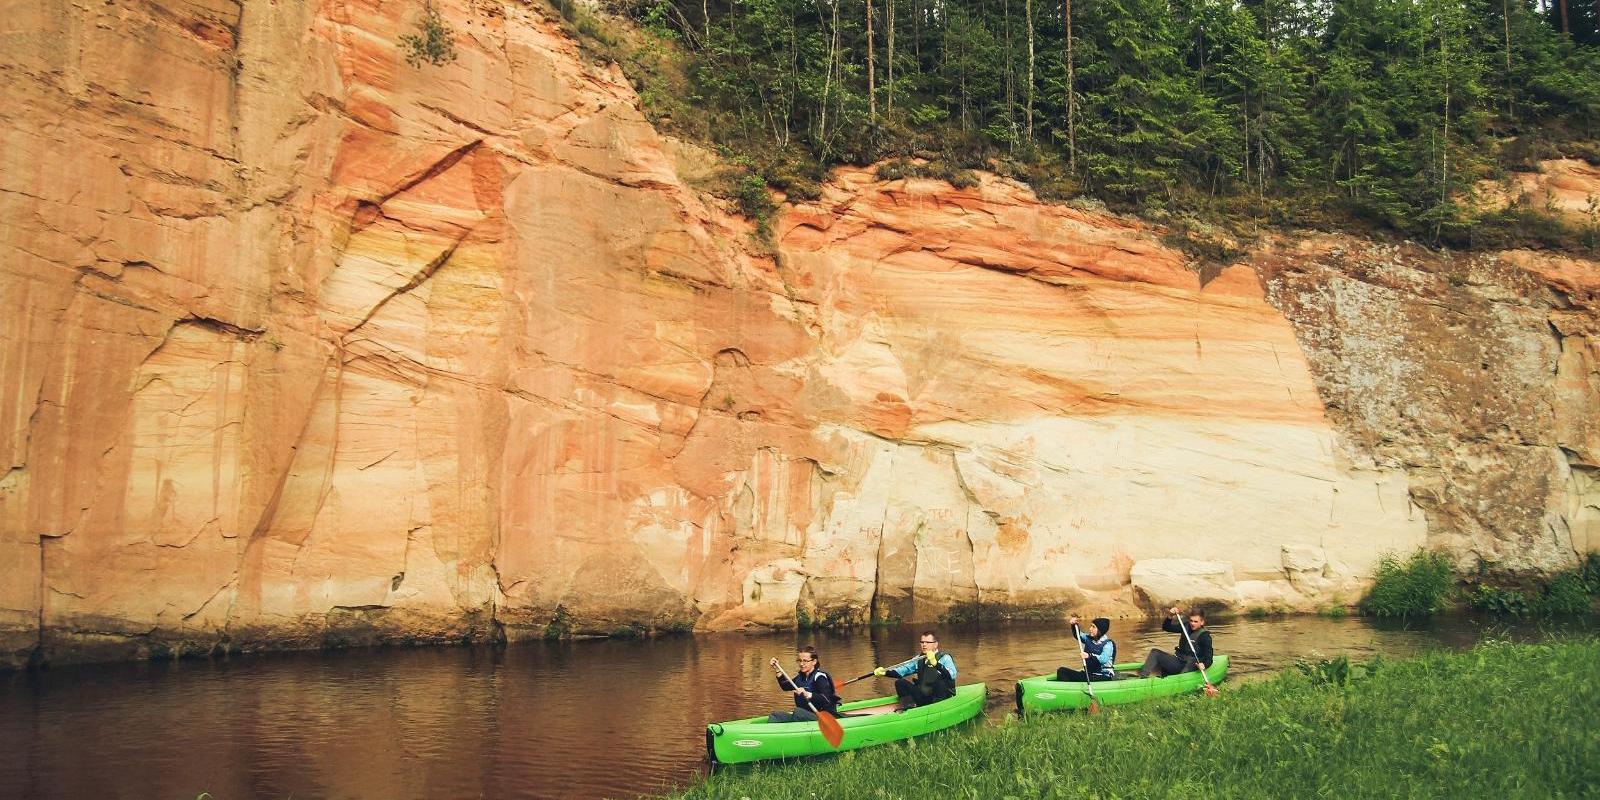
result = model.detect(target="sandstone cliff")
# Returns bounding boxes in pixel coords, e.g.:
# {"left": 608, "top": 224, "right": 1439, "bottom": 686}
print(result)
{"left": 3, "top": 0, "right": 1597, "bottom": 667}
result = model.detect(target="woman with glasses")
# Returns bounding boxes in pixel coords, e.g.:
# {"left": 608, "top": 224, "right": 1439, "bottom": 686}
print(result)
{"left": 767, "top": 645, "right": 839, "bottom": 722}
{"left": 874, "top": 631, "right": 958, "bottom": 709}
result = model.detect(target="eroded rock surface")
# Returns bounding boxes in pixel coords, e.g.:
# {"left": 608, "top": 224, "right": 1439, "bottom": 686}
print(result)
{"left": 3, "top": 0, "right": 1598, "bottom": 666}
{"left": 1256, "top": 239, "right": 1600, "bottom": 573}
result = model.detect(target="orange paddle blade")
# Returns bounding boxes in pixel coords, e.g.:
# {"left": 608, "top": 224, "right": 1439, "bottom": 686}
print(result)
{"left": 816, "top": 710, "right": 845, "bottom": 748}
{"left": 1088, "top": 699, "right": 1101, "bottom": 714}
{"left": 1203, "top": 683, "right": 1219, "bottom": 697}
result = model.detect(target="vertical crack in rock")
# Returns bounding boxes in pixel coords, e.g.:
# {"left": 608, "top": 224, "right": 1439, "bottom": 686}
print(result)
{"left": 948, "top": 450, "right": 987, "bottom": 601}
{"left": 36, "top": 536, "right": 45, "bottom": 661}
{"left": 245, "top": 358, "right": 334, "bottom": 544}
{"left": 218, "top": 0, "right": 245, "bottom": 169}
{"left": 869, "top": 444, "right": 900, "bottom": 622}
{"left": 308, "top": 358, "right": 347, "bottom": 549}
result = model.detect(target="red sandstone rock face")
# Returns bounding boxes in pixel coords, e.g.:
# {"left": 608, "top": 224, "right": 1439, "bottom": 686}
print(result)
{"left": 2, "top": 1, "right": 1597, "bottom": 666}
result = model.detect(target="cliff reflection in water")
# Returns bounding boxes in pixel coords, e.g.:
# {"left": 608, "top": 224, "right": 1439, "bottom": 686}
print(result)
{"left": 2, "top": 615, "right": 1595, "bottom": 800}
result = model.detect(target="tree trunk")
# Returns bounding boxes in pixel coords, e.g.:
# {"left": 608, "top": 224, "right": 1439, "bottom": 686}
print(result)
{"left": 1065, "top": 0, "right": 1076, "bottom": 173}
{"left": 1442, "top": 29, "right": 1450, "bottom": 205}
{"left": 1558, "top": 0, "right": 1570, "bottom": 34}
{"left": 1025, "top": 0, "right": 1035, "bottom": 143}
{"left": 1004, "top": 0, "right": 1015, "bottom": 140}
{"left": 867, "top": 0, "right": 877, "bottom": 121}
{"left": 1242, "top": 94, "right": 1250, "bottom": 192}
{"left": 887, "top": 0, "right": 895, "bottom": 113}
{"left": 1503, "top": 0, "right": 1513, "bottom": 119}
{"left": 833, "top": 0, "right": 843, "bottom": 140}
{"left": 819, "top": 0, "right": 839, "bottom": 151}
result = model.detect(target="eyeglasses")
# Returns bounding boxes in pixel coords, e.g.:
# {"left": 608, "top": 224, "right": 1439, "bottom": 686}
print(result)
{"left": 919, "top": 640, "right": 937, "bottom": 645}
{"left": 796, "top": 656, "right": 815, "bottom": 662}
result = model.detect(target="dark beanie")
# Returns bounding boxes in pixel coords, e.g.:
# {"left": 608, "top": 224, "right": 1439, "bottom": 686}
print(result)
{"left": 1092, "top": 617, "right": 1111, "bottom": 637}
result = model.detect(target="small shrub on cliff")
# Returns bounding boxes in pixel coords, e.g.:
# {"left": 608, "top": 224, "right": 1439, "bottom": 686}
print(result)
{"left": 399, "top": 1, "right": 458, "bottom": 68}
{"left": 542, "top": 604, "right": 573, "bottom": 639}
{"left": 1580, "top": 553, "right": 1600, "bottom": 594}
{"left": 1361, "top": 549, "right": 1454, "bottom": 618}
{"left": 610, "top": 622, "right": 650, "bottom": 639}
{"left": 1457, "top": 200, "right": 1587, "bottom": 253}
{"left": 1465, "top": 558, "right": 1599, "bottom": 617}
{"left": 875, "top": 158, "right": 910, "bottom": 182}
{"left": 1535, "top": 573, "right": 1593, "bottom": 615}
{"left": 870, "top": 158, "right": 979, "bottom": 190}
{"left": 734, "top": 174, "right": 776, "bottom": 239}
{"left": 1468, "top": 583, "right": 1532, "bottom": 615}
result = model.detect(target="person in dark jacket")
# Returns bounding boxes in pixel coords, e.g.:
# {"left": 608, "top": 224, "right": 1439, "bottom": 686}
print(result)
{"left": 1055, "top": 616, "right": 1117, "bottom": 682}
{"left": 1137, "top": 607, "right": 1213, "bottom": 678}
{"left": 768, "top": 645, "right": 839, "bottom": 722}
{"left": 874, "top": 630, "right": 958, "bottom": 709}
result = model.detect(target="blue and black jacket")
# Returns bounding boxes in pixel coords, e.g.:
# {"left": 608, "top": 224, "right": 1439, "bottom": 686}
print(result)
{"left": 888, "top": 652, "right": 958, "bottom": 682}
{"left": 1078, "top": 632, "right": 1117, "bottom": 679}
{"left": 890, "top": 651, "right": 958, "bottom": 700}
{"left": 777, "top": 669, "right": 839, "bottom": 714}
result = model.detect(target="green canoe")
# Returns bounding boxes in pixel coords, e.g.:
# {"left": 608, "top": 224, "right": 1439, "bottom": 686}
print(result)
{"left": 705, "top": 683, "right": 987, "bottom": 764}
{"left": 1014, "top": 655, "right": 1230, "bottom": 714}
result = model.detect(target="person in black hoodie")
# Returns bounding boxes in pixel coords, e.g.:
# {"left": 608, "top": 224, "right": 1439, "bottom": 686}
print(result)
{"left": 768, "top": 646, "right": 840, "bottom": 722}
{"left": 1137, "top": 607, "right": 1213, "bottom": 678}
{"left": 1055, "top": 616, "right": 1117, "bottom": 682}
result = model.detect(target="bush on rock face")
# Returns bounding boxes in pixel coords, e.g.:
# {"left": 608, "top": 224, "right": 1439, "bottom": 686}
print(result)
{"left": 398, "top": 1, "right": 458, "bottom": 68}
{"left": 1464, "top": 554, "right": 1600, "bottom": 617}
{"left": 1362, "top": 549, "right": 1454, "bottom": 618}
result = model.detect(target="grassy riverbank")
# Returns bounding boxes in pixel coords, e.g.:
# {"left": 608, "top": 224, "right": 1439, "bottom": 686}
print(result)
{"left": 674, "top": 639, "right": 1600, "bottom": 799}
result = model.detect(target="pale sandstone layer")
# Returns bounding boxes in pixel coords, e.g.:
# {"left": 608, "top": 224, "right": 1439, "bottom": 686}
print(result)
{"left": 1475, "top": 158, "right": 1600, "bottom": 220}
{"left": 2, "top": 0, "right": 1597, "bottom": 666}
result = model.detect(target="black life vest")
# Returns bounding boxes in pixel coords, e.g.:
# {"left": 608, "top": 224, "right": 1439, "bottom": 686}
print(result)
{"left": 912, "top": 650, "right": 956, "bottom": 699}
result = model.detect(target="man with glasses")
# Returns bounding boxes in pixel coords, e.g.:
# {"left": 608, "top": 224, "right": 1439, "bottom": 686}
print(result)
{"left": 873, "top": 631, "right": 958, "bottom": 709}
{"left": 767, "top": 645, "right": 839, "bottom": 722}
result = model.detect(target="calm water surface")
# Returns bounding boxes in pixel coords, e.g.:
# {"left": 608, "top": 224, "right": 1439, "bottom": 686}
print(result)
{"left": 2, "top": 615, "right": 1594, "bottom": 799}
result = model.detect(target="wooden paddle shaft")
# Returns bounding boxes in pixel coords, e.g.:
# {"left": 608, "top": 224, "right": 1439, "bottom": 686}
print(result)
{"left": 1073, "top": 623, "right": 1100, "bottom": 701}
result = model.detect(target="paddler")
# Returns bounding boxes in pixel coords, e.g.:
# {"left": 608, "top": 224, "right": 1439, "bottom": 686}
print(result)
{"left": 874, "top": 630, "right": 958, "bottom": 709}
{"left": 767, "top": 645, "right": 840, "bottom": 722}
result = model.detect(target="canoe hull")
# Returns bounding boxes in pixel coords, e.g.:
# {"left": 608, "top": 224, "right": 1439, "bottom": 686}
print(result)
{"left": 705, "top": 683, "right": 987, "bottom": 764}
{"left": 1014, "top": 655, "right": 1230, "bottom": 714}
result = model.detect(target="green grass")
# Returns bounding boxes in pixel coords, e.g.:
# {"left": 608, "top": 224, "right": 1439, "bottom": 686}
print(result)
{"left": 1361, "top": 549, "right": 1454, "bottom": 618}
{"left": 1465, "top": 553, "right": 1600, "bottom": 617}
{"left": 671, "top": 639, "right": 1600, "bottom": 799}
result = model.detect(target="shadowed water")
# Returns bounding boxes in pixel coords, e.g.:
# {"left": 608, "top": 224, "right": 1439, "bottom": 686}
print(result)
{"left": 2, "top": 615, "right": 1593, "bottom": 800}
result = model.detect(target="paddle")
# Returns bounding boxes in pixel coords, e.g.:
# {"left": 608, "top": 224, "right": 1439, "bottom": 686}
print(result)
{"left": 1174, "top": 610, "right": 1220, "bottom": 697}
{"left": 1072, "top": 622, "right": 1102, "bottom": 714}
{"left": 775, "top": 662, "right": 845, "bottom": 748}
{"left": 837, "top": 671, "right": 878, "bottom": 689}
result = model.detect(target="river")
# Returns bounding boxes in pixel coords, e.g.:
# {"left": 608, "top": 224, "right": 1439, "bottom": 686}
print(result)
{"left": 2, "top": 614, "right": 1594, "bottom": 799}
